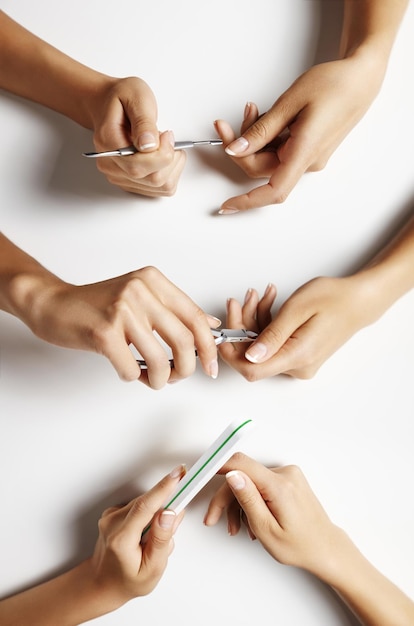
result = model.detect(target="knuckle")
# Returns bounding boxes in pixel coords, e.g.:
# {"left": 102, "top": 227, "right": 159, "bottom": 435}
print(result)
{"left": 270, "top": 186, "right": 290, "bottom": 204}
{"left": 176, "top": 325, "right": 194, "bottom": 346}
{"left": 239, "top": 489, "right": 259, "bottom": 509}
{"left": 247, "top": 118, "right": 269, "bottom": 143}
{"left": 228, "top": 451, "right": 247, "bottom": 465}
{"left": 138, "top": 265, "right": 160, "bottom": 283}
{"left": 129, "top": 495, "right": 153, "bottom": 520}
{"left": 263, "top": 325, "right": 284, "bottom": 347}
{"left": 284, "top": 464, "right": 302, "bottom": 480}
{"left": 105, "top": 531, "right": 127, "bottom": 556}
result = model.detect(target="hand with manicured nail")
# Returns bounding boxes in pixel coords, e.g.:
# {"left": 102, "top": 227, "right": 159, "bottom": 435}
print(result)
{"left": 204, "top": 453, "right": 414, "bottom": 626}
{"left": 0, "top": 12, "right": 186, "bottom": 198}
{"left": 215, "top": 1, "right": 408, "bottom": 213}
{"left": 0, "top": 465, "right": 186, "bottom": 624}
{"left": 219, "top": 209, "right": 414, "bottom": 380}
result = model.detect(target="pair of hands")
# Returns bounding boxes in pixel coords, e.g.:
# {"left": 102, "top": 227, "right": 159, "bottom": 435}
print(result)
{"left": 26, "top": 265, "right": 374, "bottom": 387}
{"left": 89, "top": 52, "right": 384, "bottom": 210}
{"left": 25, "top": 264, "right": 376, "bottom": 388}
{"left": 91, "top": 453, "right": 342, "bottom": 604}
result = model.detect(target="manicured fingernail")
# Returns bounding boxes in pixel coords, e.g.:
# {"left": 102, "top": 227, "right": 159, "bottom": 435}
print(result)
{"left": 139, "top": 132, "right": 157, "bottom": 151}
{"left": 244, "top": 102, "right": 251, "bottom": 120}
{"left": 225, "top": 137, "right": 249, "bottom": 156}
{"left": 167, "top": 130, "right": 175, "bottom": 147}
{"left": 209, "top": 359, "right": 219, "bottom": 379}
{"left": 245, "top": 342, "right": 267, "bottom": 363}
{"left": 226, "top": 470, "right": 246, "bottom": 490}
{"left": 170, "top": 464, "right": 186, "bottom": 479}
{"left": 207, "top": 315, "right": 222, "bottom": 326}
{"left": 244, "top": 288, "right": 253, "bottom": 305}
{"left": 160, "top": 510, "right": 176, "bottom": 529}
{"left": 218, "top": 207, "right": 239, "bottom": 215}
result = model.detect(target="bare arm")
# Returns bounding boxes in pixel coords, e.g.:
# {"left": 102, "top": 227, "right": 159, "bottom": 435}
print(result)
{"left": 0, "top": 10, "right": 106, "bottom": 128}
{"left": 205, "top": 454, "right": 414, "bottom": 626}
{"left": 0, "top": 233, "right": 220, "bottom": 387}
{"left": 0, "top": 10, "right": 186, "bottom": 196}
{"left": 219, "top": 209, "right": 414, "bottom": 379}
{"left": 0, "top": 467, "right": 185, "bottom": 626}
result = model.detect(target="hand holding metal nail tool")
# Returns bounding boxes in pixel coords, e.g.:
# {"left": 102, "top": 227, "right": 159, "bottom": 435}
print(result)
{"left": 82, "top": 139, "right": 223, "bottom": 158}
{"left": 136, "top": 328, "right": 258, "bottom": 369}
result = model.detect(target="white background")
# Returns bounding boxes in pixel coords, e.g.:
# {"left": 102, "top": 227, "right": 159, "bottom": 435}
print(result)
{"left": 0, "top": 2, "right": 413, "bottom": 624}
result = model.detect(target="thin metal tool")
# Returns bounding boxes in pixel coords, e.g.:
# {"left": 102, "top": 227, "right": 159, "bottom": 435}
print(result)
{"left": 136, "top": 328, "right": 258, "bottom": 370}
{"left": 82, "top": 139, "right": 223, "bottom": 158}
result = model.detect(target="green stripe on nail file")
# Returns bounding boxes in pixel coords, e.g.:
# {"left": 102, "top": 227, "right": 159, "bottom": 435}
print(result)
{"left": 164, "top": 418, "right": 254, "bottom": 514}
{"left": 141, "top": 418, "right": 254, "bottom": 539}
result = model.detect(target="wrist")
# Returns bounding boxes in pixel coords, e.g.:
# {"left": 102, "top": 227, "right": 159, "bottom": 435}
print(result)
{"left": 4, "top": 265, "right": 65, "bottom": 333}
{"left": 307, "top": 525, "right": 364, "bottom": 589}
{"left": 352, "top": 258, "right": 414, "bottom": 325}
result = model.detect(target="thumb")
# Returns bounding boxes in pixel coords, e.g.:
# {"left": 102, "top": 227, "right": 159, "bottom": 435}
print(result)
{"left": 244, "top": 322, "right": 290, "bottom": 364}
{"left": 224, "top": 107, "right": 286, "bottom": 158}
{"left": 225, "top": 470, "right": 270, "bottom": 522}
{"left": 124, "top": 80, "right": 160, "bottom": 152}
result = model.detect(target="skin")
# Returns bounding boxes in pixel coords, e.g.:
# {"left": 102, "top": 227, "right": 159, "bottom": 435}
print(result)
{"left": 0, "top": 233, "right": 220, "bottom": 388}
{"left": 0, "top": 10, "right": 185, "bottom": 197}
{"left": 204, "top": 453, "right": 414, "bottom": 626}
{"left": 0, "top": 465, "right": 186, "bottom": 626}
{"left": 215, "top": 0, "right": 409, "bottom": 213}
{"left": 219, "top": 209, "right": 414, "bottom": 380}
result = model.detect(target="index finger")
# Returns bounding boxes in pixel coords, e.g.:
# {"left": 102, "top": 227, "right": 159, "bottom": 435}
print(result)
{"left": 220, "top": 156, "right": 305, "bottom": 212}
{"left": 121, "top": 466, "right": 186, "bottom": 547}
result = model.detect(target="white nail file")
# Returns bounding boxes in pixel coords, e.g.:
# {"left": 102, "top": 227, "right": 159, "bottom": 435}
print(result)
{"left": 163, "top": 418, "right": 254, "bottom": 514}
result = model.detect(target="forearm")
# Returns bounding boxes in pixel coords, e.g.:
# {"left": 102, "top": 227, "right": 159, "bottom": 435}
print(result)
{"left": 0, "top": 11, "right": 113, "bottom": 128}
{"left": 0, "top": 559, "right": 123, "bottom": 626}
{"left": 352, "top": 212, "right": 414, "bottom": 321}
{"left": 340, "top": 0, "right": 409, "bottom": 62}
{"left": 317, "top": 529, "right": 414, "bottom": 626}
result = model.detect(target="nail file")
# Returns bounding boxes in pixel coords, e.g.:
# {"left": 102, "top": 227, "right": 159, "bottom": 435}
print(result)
{"left": 163, "top": 418, "right": 254, "bottom": 514}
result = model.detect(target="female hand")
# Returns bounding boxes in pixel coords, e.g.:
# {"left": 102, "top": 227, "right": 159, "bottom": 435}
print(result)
{"left": 216, "top": 54, "right": 385, "bottom": 213}
{"left": 219, "top": 274, "right": 381, "bottom": 380}
{"left": 89, "top": 76, "right": 186, "bottom": 197}
{"left": 204, "top": 453, "right": 343, "bottom": 582}
{"left": 90, "top": 464, "right": 186, "bottom": 603}
{"left": 25, "top": 265, "right": 220, "bottom": 388}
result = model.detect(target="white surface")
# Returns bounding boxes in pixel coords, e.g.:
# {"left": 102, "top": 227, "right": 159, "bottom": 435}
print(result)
{"left": 0, "top": 2, "right": 413, "bottom": 625}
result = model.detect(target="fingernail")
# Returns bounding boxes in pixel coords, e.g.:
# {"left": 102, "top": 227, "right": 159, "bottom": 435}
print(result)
{"left": 244, "top": 288, "right": 253, "bottom": 305}
{"left": 209, "top": 359, "right": 219, "bottom": 380}
{"left": 167, "top": 130, "right": 175, "bottom": 147}
{"left": 160, "top": 510, "right": 176, "bottom": 529}
{"left": 225, "top": 137, "right": 249, "bottom": 156}
{"left": 245, "top": 342, "right": 267, "bottom": 363}
{"left": 218, "top": 207, "right": 239, "bottom": 215}
{"left": 207, "top": 315, "right": 222, "bottom": 327}
{"left": 226, "top": 470, "right": 246, "bottom": 490}
{"left": 139, "top": 132, "right": 157, "bottom": 151}
{"left": 170, "top": 464, "right": 186, "bottom": 479}
{"left": 244, "top": 102, "right": 251, "bottom": 120}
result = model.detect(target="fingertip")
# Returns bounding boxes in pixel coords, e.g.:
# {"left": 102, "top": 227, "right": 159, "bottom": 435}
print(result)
{"left": 159, "top": 509, "right": 176, "bottom": 530}
{"left": 206, "top": 314, "right": 222, "bottom": 328}
{"left": 160, "top": 129, "right": 175, "bottom": 149}
{"left": 218, "top": 207, "right": 240, "bottom": 215}
{"left": 225, "top": 136, "right": 249, "bottom": 156}
{"left": 137, "top": 131, "right": 158, "bottom": 152}
{"left": 208, "top": 359, "right": 219, "bottom": 380}
{"left": 244, "top": 342, "right": 267, "bottom": 363}
{"left": 226, "top": 470, "right": 246, "bottom": 490}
